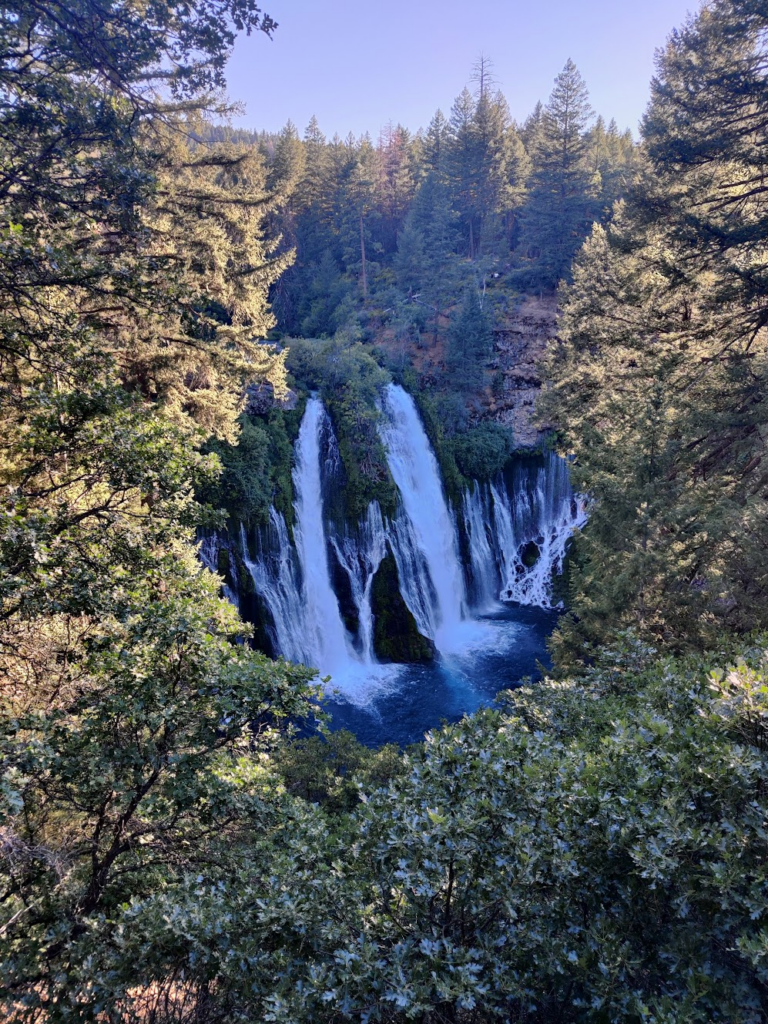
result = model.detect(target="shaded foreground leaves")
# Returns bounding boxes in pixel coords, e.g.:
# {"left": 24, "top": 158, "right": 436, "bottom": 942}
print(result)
{"left": 6, "top": 636, "right": 767, "bottom": 1023}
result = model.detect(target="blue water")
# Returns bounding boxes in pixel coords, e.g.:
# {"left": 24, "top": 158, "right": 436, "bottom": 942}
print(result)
{"left": 319, "top": 604, "right": 558, "bottom": 747}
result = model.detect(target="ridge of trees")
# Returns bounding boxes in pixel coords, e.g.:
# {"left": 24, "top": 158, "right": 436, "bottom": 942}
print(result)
{"left": 543, "top": 0, "right": 768, "bottom": 660}
{"left": 202, "top": 59, "right": 641, "bottom": 343}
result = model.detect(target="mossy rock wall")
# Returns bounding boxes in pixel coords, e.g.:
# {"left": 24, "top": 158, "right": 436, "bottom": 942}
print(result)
{"left": 371, "top": 552, "right": 435, "bottom": 663}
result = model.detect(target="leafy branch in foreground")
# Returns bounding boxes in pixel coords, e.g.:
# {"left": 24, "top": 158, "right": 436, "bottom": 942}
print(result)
{"left": 0, "top": 0, "right": 320, "bottom": 1015}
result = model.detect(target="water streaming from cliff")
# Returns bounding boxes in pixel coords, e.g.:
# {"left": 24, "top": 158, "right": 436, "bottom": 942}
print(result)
{"left": 208, "top": 388, "right": 586, "bottom": 735}
{"left": 241, "top": 510, "right": 309, "bottom": 665}
{"left": 238, "top": 400, "right": 397, "bottom": 701}
{"left": 330, "top": 502, "right": 388, "bottom": 664}
{"left": 289, "top": 398, "right": 355, "bottom": 675}
{"left": 378, "top": 383, "right": 469, "bottom": 651}
{"left": 463, "top": 453, "right": 587, "bottom": 609}
{"left": 462, "top": 482, "right": 498, "bottom": 611}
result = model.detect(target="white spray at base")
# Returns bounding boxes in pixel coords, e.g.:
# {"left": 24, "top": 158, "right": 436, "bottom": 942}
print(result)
{"left": 220, "top": 385, "right": 584, "bottom": 698}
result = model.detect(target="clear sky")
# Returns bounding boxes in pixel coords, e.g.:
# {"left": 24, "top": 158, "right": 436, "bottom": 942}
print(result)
{"left": 224, "top": 0, "right": 697, "bottom": 140}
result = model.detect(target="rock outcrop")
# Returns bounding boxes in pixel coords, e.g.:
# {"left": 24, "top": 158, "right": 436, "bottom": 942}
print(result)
{"left": 485, "top": 295, "right": 558, "bottom": 448}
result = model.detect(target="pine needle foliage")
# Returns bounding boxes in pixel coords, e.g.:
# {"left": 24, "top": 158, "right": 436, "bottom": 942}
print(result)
{"left": 541, "top": 0, "right": 768, "bottom": 661}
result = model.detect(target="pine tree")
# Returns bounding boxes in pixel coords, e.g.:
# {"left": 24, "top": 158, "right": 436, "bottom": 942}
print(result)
{"left": 446, "top": 287, "right": 494, "bottom": 389}
{"left": 338, "top": 136, "right": 380, "bottom": 298}
{"left": 447, "top": 87, "right": 479, "bottom": 256}
{"left": 542, "top": 0, "right": 768, "bottom": 658}
{"left": 585, "top": 116, "right": 641, "bottom": 217}
{"left": 423, "top": 109, "right": 451, "bottom": 173}
{"left": 377, "top": 122, "right": 416, "bottom": 251}
{"left": 518, "top": 59, "right": 596, "bottom": 289}
{"left": 520, "top": 100, "right": 544, "bottom": 149}
{"left": 269, "top": 119, "right": 306, "bottom": 197}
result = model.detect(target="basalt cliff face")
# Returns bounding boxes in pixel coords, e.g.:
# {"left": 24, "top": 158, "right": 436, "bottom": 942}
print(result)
{"left": 485, "top": 295, "right": 558, "bottom": 448}
{"left": 368, "top": 291, "right": 559, "bottom": 449}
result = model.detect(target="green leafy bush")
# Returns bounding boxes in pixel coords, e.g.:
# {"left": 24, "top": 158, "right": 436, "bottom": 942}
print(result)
{"left": 199, "top": 410, "right": 296, "bottom": 528}
{"left": 451, "top": 421, "right": 514, "bottom": 480}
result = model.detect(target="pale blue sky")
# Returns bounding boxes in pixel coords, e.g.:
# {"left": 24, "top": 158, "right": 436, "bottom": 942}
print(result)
{"left": 224, "top": 0, "right": 697, "bottom": 140}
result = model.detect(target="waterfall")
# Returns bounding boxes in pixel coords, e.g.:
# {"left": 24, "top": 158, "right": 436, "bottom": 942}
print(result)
{"left": 239, "top": 399, "right": 357, "bottom": 675}
{"left": 199, "top": 532, "right": 239, "bottom": 609}
{"left": 241, "top": 511, "right": 310, "bottom": 665}
{"left": 488, "top": 454, "right": 586, "bottom": 608}
{"left": 462, "top": 483, "right": 498, "bottom": 610}
{"left": 387, "top": 510, "right": 440, "bottom": 642}
{"left": 290, "top": 397, "right": 357, "bottom": 675}
{"left": 330, "top": 502, "right": 388, "bottom": 664}
{"left": 378, "top": 383, "right": 468, "bottom": 649}
{"left": 240, "top": 399, "right": 395, "bottom": 696}
{"left": 208, "top": 384, "right": 585, "bottom": 701}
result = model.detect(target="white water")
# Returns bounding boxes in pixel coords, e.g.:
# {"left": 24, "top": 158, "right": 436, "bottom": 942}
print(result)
{"left": 462, "top": 454, "right": 586, "bottom": 609}
{"left": 240, "top": 400, "right": 399, "bottom": 702}
{"left": 462, "top": 482, "right": 498, "bottom": 611}
{"left": 291, "top": 398, "right": 356, "bottom": 676}
{"left": 330, "top": 502, "right": 388, "bottom": 664}
{"left": 378, "top": 384, "right": 468, "bottom": 651}
{"left": 218, "top": 389, "right": 584, "bottom": 708}
{"left": 241, "top": 511, "right": 310, "bottom": 665}
{"left": 199, "top": 532, "right": 239, "bottom": 609}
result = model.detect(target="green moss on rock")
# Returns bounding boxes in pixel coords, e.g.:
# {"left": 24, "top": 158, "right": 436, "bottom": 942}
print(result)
{"left": 371, "top": 553, "right": 435, "bottom": 663}
{"left": 216, "top": 545, "right": 230, "bottom": 579}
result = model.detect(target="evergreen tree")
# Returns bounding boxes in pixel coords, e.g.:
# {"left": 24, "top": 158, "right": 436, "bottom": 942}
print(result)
{"left": 0, "top": 0, "right": 318, "bottom": 1009}
{"left": 423, "top": 108, "right": 451, "bottom": 173}
{"left": 337, "top": 135, "right": 380, "bottom": 298}
{"left": 447, "top": 87, "right": 479, "bottom": 256}
{"left": 268, "top": 119, "right": 306, "bottom": 198}
{"left": 473, "top": 91, "right": 529, "bottom": 254}
{"left": 394, "top": 220, "right": 426, "bottom": 294}
{"left": 542, "top": 0, "right": 768, "bottom": 658}
{"left": 377, "top": 122, "right": 417, "bottom": 251}
{"left": 586, "top": 116, "right": 642, "bottom": 217}
{"left": 446, "top": 287, "right": 494, "bottom": 389}
{"left": 520, "top": 100, "right": 545, "bottom": 149}
{"left": 518, "top": 59, "right": 596, "bottom": 289}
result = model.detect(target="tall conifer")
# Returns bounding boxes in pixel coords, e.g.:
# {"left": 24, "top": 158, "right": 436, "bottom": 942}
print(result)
{"left": 518, "top": 59, "right": 595, "bottom": 289}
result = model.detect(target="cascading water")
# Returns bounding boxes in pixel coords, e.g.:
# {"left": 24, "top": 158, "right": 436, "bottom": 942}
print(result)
{"left": 241, "top": 511, "right": 309, "bottom": 665}
{"left": 498, "top": 456, "right": 586, "bottom": 607}
{"left": 462, "top": 482, "right": 498, "bottom": 611}
{"left": 238, "top": 399, "right": 396, "bottom": 699}
{"left": 289, "top": 398, "right": 356, "bottom": 675}
{"left": 386, "top": 512, "right": 440, "bottom": 642}
{"left": 199, "top": 532, "right": 239, "bottom": 609}
{"left": 330, "top": 502, "right": 388, "bottom": 664}
{"left": 378, "top": 383, "right": 468, "bottom": 650}
{"left": 206, "top": 385, "right": 586, "bottom": 735}
{"left": 460, "top": 453, "right": 586, "bottom": 609}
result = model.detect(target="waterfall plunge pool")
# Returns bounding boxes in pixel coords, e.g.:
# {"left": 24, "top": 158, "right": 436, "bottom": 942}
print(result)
{"left": 318, "top": 602, "right": 559, "bottom": 747}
